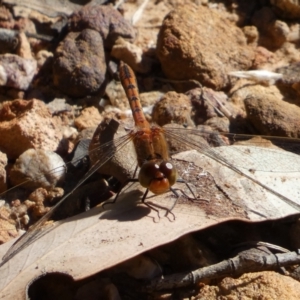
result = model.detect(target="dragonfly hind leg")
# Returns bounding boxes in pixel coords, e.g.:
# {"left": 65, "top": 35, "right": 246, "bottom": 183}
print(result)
{"left": 175, "top": 178, "right": 197, "bottom": 199}
{"left": 101, "top": 178, "right": 178, "bottom": 220}
{"left": 101, "top": 165, "right": 140, "bottom": 210}
{"left": 141, "top": 189, "right": 176, "bottom": 220}
{"left": 101, "top": 178, "right": 140, "bottom": 210}
{"left": 173, "top": 178, "right": 210, "bottom": 204}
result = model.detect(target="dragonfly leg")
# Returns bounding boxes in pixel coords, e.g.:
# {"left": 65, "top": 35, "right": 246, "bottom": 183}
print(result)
{"left": 168, "top": 187, "right": 180, "bottom": 213}
{"left": 101, "top": 164, "right": 139, "bottom": 210}
{"left": 101, "top": 178, "right": 139, "bottom": 209}
{"left": 102, "top": 178, "right": 176, "bottom": 220}
{"left": 175, "top": 178, "right": 197, "bottom": 200}
{"left": 172, "top": 179, "right": 210, "bottom": 203}
{"left": 142, "top": 189, "right": 176, "bottom": 220}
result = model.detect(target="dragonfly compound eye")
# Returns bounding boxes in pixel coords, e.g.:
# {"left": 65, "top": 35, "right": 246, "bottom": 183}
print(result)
{"left": 138, "top": 161, "right": 159, "bottom": 188}
{"left": 138, "top": 161, "right": 177, "bottom": 194}
{"left": 159, "top": 161, "right": 177, "bottom": 186}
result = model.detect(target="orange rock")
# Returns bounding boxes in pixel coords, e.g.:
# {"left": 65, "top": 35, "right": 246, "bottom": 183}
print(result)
{"left": 157, "top": 4, "right": 254, "bottom": 90}
{"left": 197, "top": 271, "right": 300, "bottom": 300}
{"left": 0, "top": 99, "right": 64, "bottom": 159}
{"left": 0, "top": 151, "right": 7, "bottom": 193}
{"left": 74, "top": 106, "right": 103, "bottom": 131}
{"left": 152, "top": 91, "right": 193, "bottom": 127}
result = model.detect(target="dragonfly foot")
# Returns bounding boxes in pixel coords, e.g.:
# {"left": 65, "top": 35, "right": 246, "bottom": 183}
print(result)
{"left": 101, "top": 199, "right": 116, "bottom": 210}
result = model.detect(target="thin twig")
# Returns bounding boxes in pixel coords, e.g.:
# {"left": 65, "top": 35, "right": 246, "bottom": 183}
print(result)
{"left": 146, "top": 249, "right": 300, "bottom": 291}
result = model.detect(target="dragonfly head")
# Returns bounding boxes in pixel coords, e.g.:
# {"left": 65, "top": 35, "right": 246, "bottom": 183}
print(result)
{"left": 138, "top": 160, "right": 178, "bottom": 194}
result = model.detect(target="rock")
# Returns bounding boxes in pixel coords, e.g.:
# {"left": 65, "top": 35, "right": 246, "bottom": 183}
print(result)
{"left": 162, "top": 123, "right": 210, "bottom": 154}
{"left": 252, "top": 46, "right": 275, "bottom": 69}
{"left": 252, "top": 7, "right": 290, "bottom": 49}
{"left": 27, "top": 187, "right": 64, "bottom": 218}
{"left": 6, "top": 187, "right": 65, "bottom": 230}
{"left": 0, "top": 28, "right": 19, "bottom": 54}
{"left": 105, "top": 78, "right": 129, "bottom": 110}
{"left": 0, "top": 205, "right": 18, "bottom": 244}
{"left": 271, "top": 0, "right": 300, "bottom": 19}
{"left": 9, "top": 148, "right": 65, "bottom": 190}
{"left": 74, "top": 106, "right": 103, "bottom": 131}
{"left": 230, "top": 84, "right": 300, "bottom": 137}
{"left": 53, "top": 29, "right": 106, "bottom": 97}
{"left": 69, "top": 4, "right": 136, "bottom": 49}
{"left": 197, "top": 271, "right": 300, "bottom": 299}
{"left": 17, "top": 32, "right": 33, "bottom": 59}
{"left": 245, "top": 90, "right": 300, "bottom": 137}
{"left": 139, "top": 91, "right": 164, "bottom": 110}
{"left": 156, "top": 4, "right": 254, "bottom": 90}
{"left": 36, "top": 50, "right": 53, "bottom": 69}
{"left": 14, "top": 17, "right": 36, "bottom": 39}
{"left": 276, "top": 62, "right": 300, "bottom": 98}
{"left": 187, "top": 87, "right": 238, "bottom": 124}
{"left": 242, "top": 26, "right": 259, "bottom": 45}
{"left": 0, "top": 151, "right": 7, "bottom": 193}
{"left": 105, "top": 78, "right": 163, "bottom": 112}
{"left": 152, "top": 91, "right": 194, "bottom": 127}
{"left": 0, "top": 6, "right": 14, "bottom": 29}
{"left": 204, "top": 117, "right": 230, "bottom": 133}
{"left": 111, "top": 37, "right": 152, "bottom": 73}
{"left": 89, "top": 119, "right": 136, "bottom": 185}
{"left": 0, "top": 54, "right": 37, "bottom": 90}
{"left": 76, "top": 127, "right": 97, "bottom": 143}
{"left": 0, "top": 99, "right": 63, "bottom": 159}
{"left": 46, "top": 98, "right": 72, "bottom": 115}
{"left": 27, "top": 9, "right": 61, "bottom": 25}
{"left": 277, "top": 62, "right": 300, "bottom": 86}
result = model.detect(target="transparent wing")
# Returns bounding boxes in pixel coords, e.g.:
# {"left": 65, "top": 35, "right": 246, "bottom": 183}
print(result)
{"left": 2, "top": 123, "right": 300, "bottom": 265}
{"left": 0, "top": 131, "right": 133, "bottom": 266}
{"left": 164, "top": 126, "right": 300, "bottom": 172}
{"left": 164, "top": 126, "right": 300, "bottom": 211}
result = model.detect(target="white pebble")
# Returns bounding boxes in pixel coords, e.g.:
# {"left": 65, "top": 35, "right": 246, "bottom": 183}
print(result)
{"left": 10, "top": 149, "right": 66, "bottom": 190}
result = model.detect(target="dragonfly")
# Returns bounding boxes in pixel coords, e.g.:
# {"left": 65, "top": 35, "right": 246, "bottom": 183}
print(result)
{"left": 1, "top": 61, "right": 300, "bottom": 267}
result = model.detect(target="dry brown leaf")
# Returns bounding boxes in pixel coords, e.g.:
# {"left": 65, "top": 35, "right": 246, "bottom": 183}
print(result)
{"left": 0, "top": 147, "right": 300, "bottom": 299}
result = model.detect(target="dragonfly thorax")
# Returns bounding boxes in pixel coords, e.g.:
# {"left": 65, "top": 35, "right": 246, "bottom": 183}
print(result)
{"left": 138, "top": 160, "right": 178, "bottom": 194}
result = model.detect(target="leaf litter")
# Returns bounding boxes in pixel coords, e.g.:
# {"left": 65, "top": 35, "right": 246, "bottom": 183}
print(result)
{"left": 1, "top": 1, "right": 300, "bottom": 298}
{"left": 1, "top": 138, "right": 300, "bottom": 298}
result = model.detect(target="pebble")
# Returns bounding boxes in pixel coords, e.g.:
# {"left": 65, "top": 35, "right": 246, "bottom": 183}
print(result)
{"left": 198, "top": 271, "right": 300, "bottom": 299}
{"left": 53, "top": 28, "right": 106, "bottom": 97}
{"left": 271, "top": 0, "right": 300, "bottom": 19}
{"left": 0, "top": 28, "right": 19, "bottom": 54}
{"left": 74, "top": 106, "right": 103, "bottom": 131}
{"left": 276, "top": 62, "right": 300, "bottom": 97}
{"left": 152, "top": 91, "right": 194, "bottom": 127}
{"left": 156, "top": 4, "right": 254, "bottom": 90}
{"left": 252, "top": 7, "right": 290, "bottom": 48}
{"left": 187, "top": 87, "right": 238, "bottom": 122}
{"left": 0, "top": 205, "right": 18, "bottom": 244}
{"left": 0, "top": 151, "right": 7, "bottom": 193}
{"left": 69, "top": 4, "right": 136, "bottom": 49}
{"left": 9, "top": 148, "right": 65, "bottom": 190}
{"left": 0, "top": 5, "right": 14, "bottom": 29}
{"left": 111, "top": 37, "right": 152, "bottom": 74}
{"left": 36, "top": 50, "right": 53, "bottom": 69}
{"left": 0, "top": 54, "right": 36, "bottom": 90}
{"left": 0, "top": 99, "right": 64, "bottom": 159}
{"left": 89, "top": 119, "right": 136, "bottom": 185}
{"left": 244, "top": 88, "right": 300, "bottom": 137}
{"left": 230, "top": 83, "right": 300, "bottom": 137}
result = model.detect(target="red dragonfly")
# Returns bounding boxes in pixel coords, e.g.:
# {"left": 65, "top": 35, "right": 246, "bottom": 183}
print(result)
{"left": 1, "top": 62, "right": 300, "bottom": 266}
